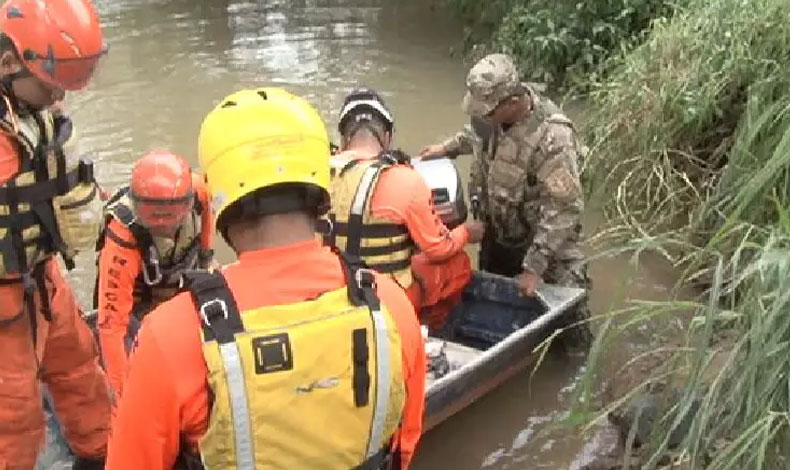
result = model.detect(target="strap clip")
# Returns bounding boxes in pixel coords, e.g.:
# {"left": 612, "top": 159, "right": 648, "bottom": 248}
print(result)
{"left": 354, "top": 268, "right": 376, "bottom": 290}
{"left": 142, "top": 245, "right": 163, "bottom": 286}
{"left": 199, "top": 298, "right": 229, "bottom": 326}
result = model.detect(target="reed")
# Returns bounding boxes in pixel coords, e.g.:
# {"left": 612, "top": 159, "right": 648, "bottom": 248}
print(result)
{"left": 578, "top": 1, "right": 790, "bottom": 461}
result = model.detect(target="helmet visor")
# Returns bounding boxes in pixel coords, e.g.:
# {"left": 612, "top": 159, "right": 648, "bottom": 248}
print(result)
{"left": 26, "top": 46, "right": 108, "bottom": 91}
{"left": 131, "top": 192, "right": 194, "bottom": 237}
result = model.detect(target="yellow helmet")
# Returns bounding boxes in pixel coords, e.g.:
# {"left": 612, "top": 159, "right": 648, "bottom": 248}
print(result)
{"left": 198, "top": 87, "right": 331, "bottom": 227}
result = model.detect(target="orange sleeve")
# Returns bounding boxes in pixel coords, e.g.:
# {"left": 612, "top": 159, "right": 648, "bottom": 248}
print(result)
{"left": 376, "top": 275, "right": 426, "bottom": 469}
{"left": 400, "top": 171, "right": 469, "bottom": 262}
{"left": 0, "top": 132, "right": 20, "bottom": 184}
{"left": 192, "top": 172, "right": 214, "bottom": 250}
{"left": 105, "top": 311, "right": 183, "bottom": 470}
{"left": 97, "top": 219, "right": 142, "bottom": 398}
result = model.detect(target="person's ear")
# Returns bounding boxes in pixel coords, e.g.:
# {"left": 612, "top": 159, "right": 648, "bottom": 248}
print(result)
{"left": 0, "top": 50, "right": 22, "bottom": 76}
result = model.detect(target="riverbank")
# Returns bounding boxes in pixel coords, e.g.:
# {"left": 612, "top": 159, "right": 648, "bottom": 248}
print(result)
{"left": 442, "top": 0, "right": 790, "bottom": 467}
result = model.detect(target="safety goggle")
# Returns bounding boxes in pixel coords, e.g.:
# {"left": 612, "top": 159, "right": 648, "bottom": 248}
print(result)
{"left": 130, "top": 192, "right": 194, "bottom": 231}
{"left": 22, "top": 44, "right": 108, "bottom": 91}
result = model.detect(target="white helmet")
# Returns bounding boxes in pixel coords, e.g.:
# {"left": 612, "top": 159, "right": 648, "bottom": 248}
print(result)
{"left": 338, "top": 87, "right": 394, "bottom": 136}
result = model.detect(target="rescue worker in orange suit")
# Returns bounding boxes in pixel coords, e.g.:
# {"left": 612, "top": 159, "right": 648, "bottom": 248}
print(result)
{"left": 327, "top": 88, "right": 485, "bottom": 332}
{"left": 106, "top": 88, "right": 426, "bottom": 470}
{"left": 0, "top": 0, "right": 111, "bottom": 469}
{"left": 95, "top": 149, "right": 214, "bottom": 399}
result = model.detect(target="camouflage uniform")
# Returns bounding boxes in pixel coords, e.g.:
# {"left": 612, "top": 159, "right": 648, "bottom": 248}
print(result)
{"left": 443, "top": 54, "right": 590, "bottom": 344}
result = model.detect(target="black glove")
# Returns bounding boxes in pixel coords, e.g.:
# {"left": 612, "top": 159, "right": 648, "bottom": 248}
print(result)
{"left": 72, "top": 456, "right": 106, "bottom": 470}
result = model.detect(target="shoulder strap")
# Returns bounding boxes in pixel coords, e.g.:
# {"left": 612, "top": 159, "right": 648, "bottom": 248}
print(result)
{"left": 109, "top": 196, "right": 164, "bottom": 286}
{"left": 334, "top": 247, "right": 378, "bottom": 307}
{"left": 345, "top": 161, "right": 388, "bottom": 258}
{"left": 182, "top": 270, "right": 244, "bottom": 344}
{"left": 105, "top": 186, "right": 129, "bottom": 209}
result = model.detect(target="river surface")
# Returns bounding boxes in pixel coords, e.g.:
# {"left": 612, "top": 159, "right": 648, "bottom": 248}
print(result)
{"left": 52, "top": 0, "right": 676, "bottom": 468}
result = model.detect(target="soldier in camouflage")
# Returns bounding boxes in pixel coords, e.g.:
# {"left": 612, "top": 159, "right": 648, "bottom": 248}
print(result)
{"left": 420, "top": 53, "right": 590, "bottom": 342}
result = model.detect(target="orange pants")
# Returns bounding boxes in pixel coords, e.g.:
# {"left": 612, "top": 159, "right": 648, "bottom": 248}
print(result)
{"left": 0, "top": 257, "right": 111, "bottom": 470}
{"left": 408, "top": 250, "right": 472, "bottom": 333}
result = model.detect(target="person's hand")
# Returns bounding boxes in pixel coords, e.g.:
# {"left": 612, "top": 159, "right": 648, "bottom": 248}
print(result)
{"left": 463, "top": 220, "right": 485, "bottom": 244}
{"left": 516, "top": 271, "right": 542, "bottom": 297}
{"left": 418, "top": 143, "right": 447, "bottom": 160}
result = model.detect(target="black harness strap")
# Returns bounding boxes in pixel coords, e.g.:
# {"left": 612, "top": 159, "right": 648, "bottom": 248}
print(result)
{"left": 105, "top": 227, "right": 137, "bottom": 250}
{"left": 358, "top": 238, "right": 413, "bottom": 257}
{"left": 182, "top": 270, "right": 244, "bottom": 344}
{"left": 113, "top": 202, "right": 160, "bottom": 286}
{"left": 365, "top": 258, "right": 412, "bottom": 273}
{"left": 332, "top": 221, "right": 409, "bottom": 238}
{"left": 0, "top": 210, "right": 37, "bottom": 228}
{"left": 0, "top": 167, "right": 81, "bottom": 204}
{"left": 344, "top": 162, "right": 387, "bottom": 258}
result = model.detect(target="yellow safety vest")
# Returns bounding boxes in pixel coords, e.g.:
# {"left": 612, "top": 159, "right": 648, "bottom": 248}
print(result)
{"left": 0, "top": 96, "right": 101, "bottom": 278}
{"left": 328, "top": 155, "right": 415, "bottom": 289}
{"left": 182, "top": 256, "right": 406, "bottom": 470}
{"left": 95, "top": 188, "right": 210, "bottom": 317}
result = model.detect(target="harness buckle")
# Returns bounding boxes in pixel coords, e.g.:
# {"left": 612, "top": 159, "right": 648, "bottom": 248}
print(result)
{"left": 199, "top": 298, "right": 229, "bottom": 326}
{"left": 318, "top": 217, "right": 334, "bottom": 236}
{"left": 354, "top": 268, "right": 377, "bottom": 290}
{"left": 142, "top": 245, "right": 163, "bottom": 286}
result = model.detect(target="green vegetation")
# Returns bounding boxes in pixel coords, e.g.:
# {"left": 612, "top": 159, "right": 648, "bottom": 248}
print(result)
{"left": 446, "top": 0, "right": 790, "bottom": 465}
{"left": 446, "top": 0, "right": 676, "bottom": 87}
{"left": 575, "top": 0, "right": 790, "bottom": 467}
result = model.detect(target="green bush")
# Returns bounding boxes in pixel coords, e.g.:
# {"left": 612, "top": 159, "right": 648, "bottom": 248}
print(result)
{"left": 444, "top": 0, "right": 677, "bottom": 88}
{"left": 496, "top": 0, "right": 676, "bottom": 87}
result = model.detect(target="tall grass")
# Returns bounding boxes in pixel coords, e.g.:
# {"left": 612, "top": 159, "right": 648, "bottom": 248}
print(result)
{"left": 584, "top": 0, "right": 790, "bottom": 241}
{"left": 590, "top": 207, "right": 790, "bottom": 468}
{"left": 578, "top": 1, "right": 790, "bottom": 462}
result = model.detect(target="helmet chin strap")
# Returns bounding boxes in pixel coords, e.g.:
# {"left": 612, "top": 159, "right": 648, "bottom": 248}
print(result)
{"left": 1, "top": 67, "right": 37, "bottom": 115}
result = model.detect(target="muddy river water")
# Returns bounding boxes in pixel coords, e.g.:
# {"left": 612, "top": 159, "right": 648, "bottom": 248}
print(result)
{"left": 55, "top": 0, "right": 675, "bottom": 467}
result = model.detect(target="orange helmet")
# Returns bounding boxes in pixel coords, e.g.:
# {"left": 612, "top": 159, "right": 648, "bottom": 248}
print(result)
{"left": 130, "top": 150, "right": 194, "bottom": 236}
{"left": 0, "top": 0, "right": 106, "bottom": 91}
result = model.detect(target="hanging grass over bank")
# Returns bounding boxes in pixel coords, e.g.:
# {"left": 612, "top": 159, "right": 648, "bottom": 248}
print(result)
{"left": 584, "top": 0, "right": 790, "bottom": 241}
{"left": 445, "top": 0, "right": 677, "bottom": 87}
{"left": 577, "top": 0, "right": 790, "bottom": 466}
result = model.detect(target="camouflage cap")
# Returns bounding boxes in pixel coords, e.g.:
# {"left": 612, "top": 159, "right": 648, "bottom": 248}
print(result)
{"left": 462, "top": 53, "right": 526, "bottom": 116}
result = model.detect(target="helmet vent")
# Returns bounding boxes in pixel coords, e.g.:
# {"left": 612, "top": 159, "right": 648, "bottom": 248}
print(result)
{"left": 7, "top": 6, "right": 22, "bottom": 18}
{"left": 221, "top": 100, "right": 237, "bottom": 108}
{"left": 257, "top": 90, "right": 268, "bottom": 100}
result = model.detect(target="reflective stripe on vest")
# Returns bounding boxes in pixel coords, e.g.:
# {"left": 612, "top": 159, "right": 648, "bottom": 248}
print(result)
{"left": 366, "top": 297, "right": 391, "bottom": 458}
{"left": 219, "top": 341, "right": 255, "bottom": 470}
{"left": 183, "top": 256, "right": 405, "bottom": 470}
{"left": 329, "top": 157, "right": 415, "bottom": 289}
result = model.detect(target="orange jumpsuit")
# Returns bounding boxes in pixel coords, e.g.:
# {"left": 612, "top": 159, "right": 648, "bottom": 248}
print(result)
{"left": 339, "top": 149, "right": 473, "bottom": 331}
{"left": 106, "top": 239, "right": 426, "bottom": 469}
{"left": 97, "top": 175, "right": 212, "bottom": 398}
{"left": 0, "top": 134, "right": 111, "bottom": 469}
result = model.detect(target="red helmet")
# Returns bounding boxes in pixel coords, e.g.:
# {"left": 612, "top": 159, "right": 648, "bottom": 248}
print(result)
{"left": 130, "top": 150, "right": 193, "bottom": 236}
{"left": 0, "top": 0, "right": 106, "bottom": 91}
